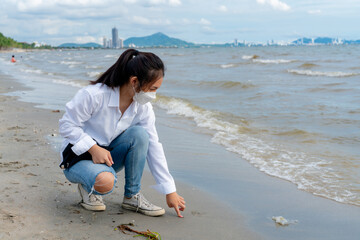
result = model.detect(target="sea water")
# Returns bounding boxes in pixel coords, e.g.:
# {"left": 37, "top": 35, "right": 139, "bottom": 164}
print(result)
{"left": 1, "top": 46, "right": 359, "bottom": 207}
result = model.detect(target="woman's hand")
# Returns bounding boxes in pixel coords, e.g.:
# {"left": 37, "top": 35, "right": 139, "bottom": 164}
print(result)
{"left": 166, "top": 192, "right": 186, "bottom": 218}
{"left": 88, "top": 144, "right": 114, "bottom": 167}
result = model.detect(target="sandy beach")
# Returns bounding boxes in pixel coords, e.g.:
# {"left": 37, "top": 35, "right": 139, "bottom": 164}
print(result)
{"left": 0, "top": 72, "right": 260, "bottom": 239}
{"left": 1, "top": 55, "right": 360, "bottom": 239}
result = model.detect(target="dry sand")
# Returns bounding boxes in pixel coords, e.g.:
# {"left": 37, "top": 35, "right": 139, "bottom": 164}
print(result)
{"left": 0, "top": 73, "right": 260, "bottom": 240}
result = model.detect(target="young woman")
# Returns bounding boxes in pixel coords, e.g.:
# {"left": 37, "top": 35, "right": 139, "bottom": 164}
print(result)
{"left": 59, "top": 49, "right": 186, "bottom": 217}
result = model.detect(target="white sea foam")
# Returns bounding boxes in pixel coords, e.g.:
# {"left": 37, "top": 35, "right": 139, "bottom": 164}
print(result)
{"left": 86, "top": 71, "right": 102, "bottom": 78}
{"left": 104, "top": 54, "right": 118, "bottom": 58}
{"left": 155, "top": 95, "right": 359, "bottom": 206}
{"left": 253, "top": 59, "right": 295, "bottom": 64}
{"left": 20, "top": 69, "right": 44, "bottom": 74}
{"left": 85, "top": 65, "right": 103, "bottom": 69}
{"left": 220, "top": 64, "right": 236, "bottom": 69}
{"left": 60, "top": 61, "right": 82, "bottom": 65}
{"left": 242, "top": 55, "right": 258, "bottom": 60}
{"left": 52, "top": 79, "right": 85, "bottom": 88}
{"left": 288, "top": 69, "right": 358, "bottom": 77}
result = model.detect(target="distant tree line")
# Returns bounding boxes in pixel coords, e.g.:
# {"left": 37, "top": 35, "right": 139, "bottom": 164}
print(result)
{"left": 0, "top": 32, "right": 52, "bottom": 50}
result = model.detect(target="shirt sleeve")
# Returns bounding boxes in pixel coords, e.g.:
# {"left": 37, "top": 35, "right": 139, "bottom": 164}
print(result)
{"left": 138, "top": 104, "right": 176, "bottom": 195}
{"left": 59, "top": 88, "right": 97, "bottom": 156}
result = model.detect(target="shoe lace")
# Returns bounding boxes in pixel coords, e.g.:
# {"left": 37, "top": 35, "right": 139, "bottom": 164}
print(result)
{"left": 136, "top": 193, "right": 153, "bottom": 212}
{"left": 89, "top": 194, "right": 103, "bottom": 204}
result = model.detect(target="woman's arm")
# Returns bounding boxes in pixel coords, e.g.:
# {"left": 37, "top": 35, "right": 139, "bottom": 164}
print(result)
{"left": 59, "top": 88, "right": 97, "bottom": 155}
{"left": 138, "top": 104, "right": 186, "bottom": 217}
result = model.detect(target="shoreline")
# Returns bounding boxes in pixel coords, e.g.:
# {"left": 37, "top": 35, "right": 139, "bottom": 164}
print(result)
{"left": 2, "top": 68, "right": 360, "bottom": 239}
{"left": 0, "top": 72, "right": 260, "bottom": 239}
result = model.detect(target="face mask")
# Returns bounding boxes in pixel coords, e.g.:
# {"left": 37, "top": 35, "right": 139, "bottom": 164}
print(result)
{"left": 133, "top": 86, "right": 156, "bottom": 105}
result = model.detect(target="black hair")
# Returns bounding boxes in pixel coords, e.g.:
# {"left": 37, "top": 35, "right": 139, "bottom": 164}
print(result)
{"left": 91, "top": 49, "right": 164, "bottom": 89}
{"left": 12, "top": 55, "right": 14, "bottom": 57}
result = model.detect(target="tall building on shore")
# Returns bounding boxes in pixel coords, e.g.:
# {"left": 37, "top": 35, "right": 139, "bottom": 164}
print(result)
{"left": 103, "top": 36, "right": 107, "bottom": 48}
{"left": 112, "top": 27, "right": 118, "bottom": 48}
{"left": 119, "top": 38, "right": 124, "bottom": 48}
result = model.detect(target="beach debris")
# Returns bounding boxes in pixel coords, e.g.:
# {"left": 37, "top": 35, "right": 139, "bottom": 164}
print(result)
{"left": 52, "top": 110, "right": 60, "bottom": 113}
{"left": 272, "top": 216, "right": 289, "bottom": 226}
{"left": 116, "top": 224, "right": 161, "bottom": 240}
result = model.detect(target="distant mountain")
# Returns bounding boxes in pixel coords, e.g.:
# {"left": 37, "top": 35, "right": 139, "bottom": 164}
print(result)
{"left": 124, "top": 32, "right": 194, "bottom": 47}
{"left": 58, "top": 42, "right": 102, "bottom": 48}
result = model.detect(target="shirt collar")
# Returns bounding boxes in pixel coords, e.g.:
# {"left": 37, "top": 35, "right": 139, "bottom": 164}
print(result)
{"left": 108, "top": 87, "right": 119, "bottom": 107}
{"left": 108, "top": 87, "right": 138, "bottom": 115}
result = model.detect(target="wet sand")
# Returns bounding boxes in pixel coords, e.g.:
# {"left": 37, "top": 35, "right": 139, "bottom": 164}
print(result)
{"left": 0, "top": 73, "right": 260, "bottom": 239}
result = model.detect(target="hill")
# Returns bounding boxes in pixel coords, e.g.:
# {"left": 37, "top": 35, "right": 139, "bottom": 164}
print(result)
{"left": 58, "top": 42, "right": 102, "bottom": 48}
{"left": 124, "top": 32, "right": 194, "bottom": 47}
{"left": 0, "top": 32, "right": 39, "bottom": 49}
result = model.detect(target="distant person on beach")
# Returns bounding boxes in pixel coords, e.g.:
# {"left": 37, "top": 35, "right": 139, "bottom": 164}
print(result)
{"left": 59, "top": 49, "right": 186, "bottom": 218}
{"left": 11, "top": 55, "right": 16, "bottom": 63}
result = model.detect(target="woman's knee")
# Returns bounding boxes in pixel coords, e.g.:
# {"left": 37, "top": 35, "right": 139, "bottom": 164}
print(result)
{"left": 94, "top": 172, "right": 115, "bottom": 194}
{"left": 128, "top": 126, "right": 149, "bottom": 146}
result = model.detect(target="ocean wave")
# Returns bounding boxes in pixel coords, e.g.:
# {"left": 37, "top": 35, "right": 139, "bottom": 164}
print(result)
{"left": 85, "top": 65, "right": 103, "bottom": 69}
{"left": 220, "top": 64, "right": 236, "bottom": 69}
{"left": 104, "top": 54, "right": 118, "bottom": 58}
{"left": 52, "top": 79, "right": 86, "bottom": 88}
{"left": 274, "top": 129, "right": 318, "bottom": 138}
{"left": 253, "top": 59, "right": 295, "bottom": 64}
{"left": 299, "top": 63, "right": 318, "bottom": 68}
{"left": 161, "top": 52, "right": 185, "bottom": 56}
{"left": 288, "top": 69, "right": 359, "bottom": 77}
{"left": 20, "top": 68, "right": 44, "bottom": 74}
{"left": 60, "top": 61, "right": 82, "bottom": 65}
{"left": 307, "top": 87, "right": 352, "bottom": 93}
{"left": 242, "top": 55, "right": 259, "bottom": 60}
{"left": 155, "top": 95, "right": 359, "bottom": 206}
{"left": 86, "top": 71, "right": 102, "bottom": 78}
{"left": 196, "top": 80, "right": 256, "bottom": 89}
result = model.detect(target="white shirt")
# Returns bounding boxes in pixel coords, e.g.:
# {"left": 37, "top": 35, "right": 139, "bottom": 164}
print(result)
{"left": 59, "top": 83, "right": 176, "bottom": 194}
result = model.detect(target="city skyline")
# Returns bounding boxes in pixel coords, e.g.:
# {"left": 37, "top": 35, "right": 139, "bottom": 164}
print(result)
{"left": 102, "top": 27, "right": 124, "bottom": 48}
{"left": 1, "top": 0, "right": 360, "bottom": 46}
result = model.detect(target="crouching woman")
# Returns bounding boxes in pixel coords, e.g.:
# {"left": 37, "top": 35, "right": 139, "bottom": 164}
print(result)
{"left": 59, "top": 49, "right": 185, "bottom": 217}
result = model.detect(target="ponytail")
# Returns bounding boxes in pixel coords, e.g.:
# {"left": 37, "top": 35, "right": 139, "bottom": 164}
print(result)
{"left": 91, "top": 49, "right": 164, "bottom": 89}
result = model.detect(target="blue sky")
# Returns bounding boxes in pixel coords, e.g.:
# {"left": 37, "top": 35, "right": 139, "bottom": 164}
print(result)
{"left": 1, "top": 0, "right": 360, "bottom": 46}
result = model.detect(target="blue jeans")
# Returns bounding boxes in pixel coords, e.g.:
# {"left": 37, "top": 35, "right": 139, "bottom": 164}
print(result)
{"left": 63, "top": 126, "right": 149, "bottom": 198}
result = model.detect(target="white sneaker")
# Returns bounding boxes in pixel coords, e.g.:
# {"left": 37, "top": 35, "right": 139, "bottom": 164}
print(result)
{"left": 78, "top": 184, "right": 106, "bottom": 211}
{"left": 122, "top": 192, "right": 165, "bottom": 217}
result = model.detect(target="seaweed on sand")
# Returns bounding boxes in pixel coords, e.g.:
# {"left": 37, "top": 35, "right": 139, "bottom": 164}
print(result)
{"left": 116, "top": 224, "right": 161, "bottom": 240}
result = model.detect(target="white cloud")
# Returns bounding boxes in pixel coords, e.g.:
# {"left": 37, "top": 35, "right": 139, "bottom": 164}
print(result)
{"left": 201, "top": 26, "right": 216, "bottom": 33}
{"left": 75, "top": 36, "right": 97, "bottom": 43}
{"left": 147, "top": 0, "right": 180, "bottom": 6}
{"left": 15, "top": 0, "right": 105, "bottom": 11}
{"left": 132, "top": 15, "right": 151, "bottom": 25}
{"left": 218, "top": 5, "right": 228, "bottom": 12}
{"left": 182, "top": 18, "right": 191, "bottom": 24}
{"left": 308, "top": 9, "right": 322, "bottom": 15}
{"left": 256, "top": 0, "right": 291, "bottom": 11}
{"left": 132, "top": 16, "right": 171, "bottom": 25}
{"left": 149, "top": 0, "right": 166, "bottom": 4}
{"left": 169, "top": 0, "right": 181, "bottom": 6}
{"left": 199, "top": 18, "right": 211, "bottom": 25}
